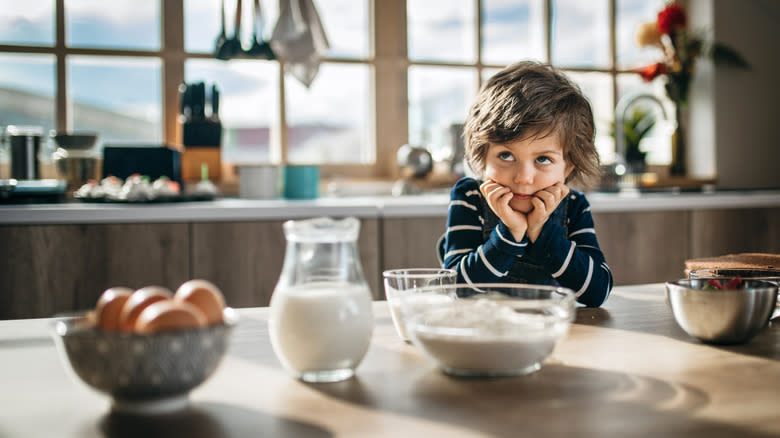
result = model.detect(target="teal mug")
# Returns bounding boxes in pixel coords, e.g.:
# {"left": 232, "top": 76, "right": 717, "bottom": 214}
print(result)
{"left": 283, "top": 165, "right": 319, "bottom": 199}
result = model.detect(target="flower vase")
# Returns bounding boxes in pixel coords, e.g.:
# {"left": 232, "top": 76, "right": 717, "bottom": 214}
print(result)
{"left": 670, "top": 103, "right": 687, "bottom": 177}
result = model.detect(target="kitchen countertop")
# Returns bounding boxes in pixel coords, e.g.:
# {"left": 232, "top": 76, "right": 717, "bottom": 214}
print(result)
{"left": 1, "top": 283, "right": 779, "bottom": 438}
{"left": 0, "top": 190, "right": 779, "bottom": 225}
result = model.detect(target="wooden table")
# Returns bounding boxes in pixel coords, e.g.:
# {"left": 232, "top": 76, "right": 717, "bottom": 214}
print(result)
{"left": 2, "top": 284, "right": 779, "bottom": 438}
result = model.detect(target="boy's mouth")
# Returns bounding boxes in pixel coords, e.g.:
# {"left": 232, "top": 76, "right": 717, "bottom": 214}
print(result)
{"left": 513, "top": 193, "right": 533, "bottom": 200}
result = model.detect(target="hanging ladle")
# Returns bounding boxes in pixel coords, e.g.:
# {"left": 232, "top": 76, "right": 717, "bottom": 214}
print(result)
{"left": 215, "top": 0, "right": 231, "bottom": 60}
{"left": 216, "top": 0, "right": 244, "bottom": 60}
{"left": 247, "top": 0, "right": 275, "bottom": 59}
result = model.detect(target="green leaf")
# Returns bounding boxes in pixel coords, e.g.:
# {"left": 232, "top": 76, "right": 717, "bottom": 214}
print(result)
{"left": 711, "top": 43, "right": 751, "bottom": 69}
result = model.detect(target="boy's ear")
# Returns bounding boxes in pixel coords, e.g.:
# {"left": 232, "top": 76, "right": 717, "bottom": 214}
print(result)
{"left": 565, "top": 162, "right": 574, "bottom": 179}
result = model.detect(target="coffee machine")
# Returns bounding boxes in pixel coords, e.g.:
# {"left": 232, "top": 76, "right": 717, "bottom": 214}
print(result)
{"left": 0, "top": 125, "right": 66, "bottom": 203}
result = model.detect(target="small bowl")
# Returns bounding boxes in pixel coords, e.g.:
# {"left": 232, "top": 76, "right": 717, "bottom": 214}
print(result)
{"left": 52, "top": 308, "right": 237, "bottom": 414}
{"left": 400, "top": 283, "right": 575, "bottom": 377}
{"left": 666, "top": 279, "right": 778, "bottom": 344}
{"left": 52, "top": 132, "right": 99, "bottom": 150}
{"left": 383, "top": 268, "right": 457, "bottom": 342}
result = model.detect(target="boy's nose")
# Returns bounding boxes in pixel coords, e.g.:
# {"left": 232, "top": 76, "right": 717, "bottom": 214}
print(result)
{"left": 513, "top": 164, "right": 534, "bottom": 185}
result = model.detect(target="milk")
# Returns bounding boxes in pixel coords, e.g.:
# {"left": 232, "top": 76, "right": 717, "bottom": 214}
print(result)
{"left": 269, "top": 283, "right": 374, "bottom": 376}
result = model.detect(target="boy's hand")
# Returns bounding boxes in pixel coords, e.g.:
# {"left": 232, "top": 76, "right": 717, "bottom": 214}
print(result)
{"left": 480, "top": 179, "right": 528, "bottom": 241}
{"left": 526, "top": 182, "right": 570, "bottom": 242}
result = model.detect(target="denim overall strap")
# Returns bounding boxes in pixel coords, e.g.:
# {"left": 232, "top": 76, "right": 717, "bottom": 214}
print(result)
{"left": 480, "top": 193, "right": 570, "bottom": 285}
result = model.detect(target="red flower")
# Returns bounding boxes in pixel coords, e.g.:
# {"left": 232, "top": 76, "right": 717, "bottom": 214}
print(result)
{"left": 635, "top": 63, "right": 668, "bottom": 82}
{"left": 656, "top": 3, "right": 686, "bottom": 35}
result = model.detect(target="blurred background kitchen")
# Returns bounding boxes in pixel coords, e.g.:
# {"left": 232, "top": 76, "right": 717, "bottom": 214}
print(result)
{"left": 1, "top": 0, "right": 778, "bottom": 198}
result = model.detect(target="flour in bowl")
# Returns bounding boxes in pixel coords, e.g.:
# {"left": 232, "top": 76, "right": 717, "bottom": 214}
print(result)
{"left": 407, "top": 298, "right": 571, "bottom": 376}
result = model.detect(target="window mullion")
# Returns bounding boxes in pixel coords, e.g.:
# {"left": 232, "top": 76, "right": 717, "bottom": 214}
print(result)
{"left": 55, "top": 0, "right": 67, "bottom": 132}
{"left": 162, "top": 0, "right": 185, "bottom": 146}
{"left": 609, "top": 0, "right": 617, "bottom": 117}
{"left": 374, "top": 0, "right": 408, "bottom": 179}
{"left": 544, "top": 0, "right": 552, "bottom": 63}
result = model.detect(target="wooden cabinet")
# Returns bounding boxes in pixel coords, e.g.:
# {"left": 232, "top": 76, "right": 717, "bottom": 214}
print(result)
{"left": 381, "top": 217, "right": 446, "bottom": 273}
{"left": 1, "top": 207, "right": 778, "bottom": 319}
{"left": 690, "top": 207, "right": 780, "bottom": 257}
{"left": 593, "top": 206, "right": 780, "bottom": 285}
{"left": 190, "top": 218, "right": 381, "bottom": 306}
{"left": 592, "top": 211, "right": 691, "bottom": 285}
{"left": 0, "top": 223, "right": 190, "bottom": 319}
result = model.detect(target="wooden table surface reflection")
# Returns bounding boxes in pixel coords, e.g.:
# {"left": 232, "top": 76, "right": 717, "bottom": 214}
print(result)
{"left": 1, "top": 283, "right": 779, "bottom": 438}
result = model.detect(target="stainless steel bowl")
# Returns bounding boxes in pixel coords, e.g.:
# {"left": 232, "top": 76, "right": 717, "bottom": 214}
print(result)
{"left": 666, "top": 279, "right": 778, "bottom": 344}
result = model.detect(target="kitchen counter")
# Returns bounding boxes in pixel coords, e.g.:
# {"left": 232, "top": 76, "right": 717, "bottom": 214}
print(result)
{"left": 2, "top": 283, "right": 779, "bottom": 438}
{"left": 1, "top": 189, "right": 780, "bottom": 224}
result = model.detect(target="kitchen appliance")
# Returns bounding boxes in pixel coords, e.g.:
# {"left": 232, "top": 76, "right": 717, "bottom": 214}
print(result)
{"left": 51, "top": 131, "right": 102, "bottom": 196}
{"left": 5, "top": 125, "right": 44, "bottom": 180}
{"left": 102, "top": 145, "right": 181, "bottom": 182}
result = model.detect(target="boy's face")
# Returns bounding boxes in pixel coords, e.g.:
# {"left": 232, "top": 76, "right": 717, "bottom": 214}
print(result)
{"left": 483, "top": 133, "right": 573, "bottom": 214}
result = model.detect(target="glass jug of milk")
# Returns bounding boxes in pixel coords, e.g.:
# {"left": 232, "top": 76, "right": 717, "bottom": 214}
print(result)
{"left": 269, "top": 216, "right": 374, "bottom": 382}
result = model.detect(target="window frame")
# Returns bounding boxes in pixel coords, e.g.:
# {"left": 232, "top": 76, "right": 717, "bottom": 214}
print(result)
{"left": 0, "top": 0, "right": 637, "bottom": 181}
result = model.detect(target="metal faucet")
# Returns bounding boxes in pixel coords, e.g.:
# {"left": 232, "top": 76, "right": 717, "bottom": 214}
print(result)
{"left": 614, "top": 92, "right": 669, "bottom": 161}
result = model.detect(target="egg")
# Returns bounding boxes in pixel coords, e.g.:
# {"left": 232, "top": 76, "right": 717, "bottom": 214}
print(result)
{"left": 134, "top": 300, "right": 207, "bottom": 334}
{"left": 95, "top": 287, "right": 134, "bottom": 331}
{"left": 118, "top": 286, "right": 173, "bottom": 332}
{"left": 174, "top": 279, "right": 226, "bottom": 325}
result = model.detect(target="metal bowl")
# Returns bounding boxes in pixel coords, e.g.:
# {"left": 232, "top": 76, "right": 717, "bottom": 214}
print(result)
{"left": 400, "top": 283, "right": 575, "bottom": 377}
{"left": 51, "top": 132, "right": 99, "bottom": 150}
{"left": 396, "top": 144, "right": 433, "bottom": 179}
{"left": 52, "top": 308, "right": 237, "bottom": 414}
{"left": 665, "top": 279, "right": 778, "bottom": 344}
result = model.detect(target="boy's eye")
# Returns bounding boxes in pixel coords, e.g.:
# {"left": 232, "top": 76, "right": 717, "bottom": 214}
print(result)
{"left": 498, "top": 151, "right": 514, "bottom": 161}
{"left": 536, "top": 155, "right": 553, "bottom": 165}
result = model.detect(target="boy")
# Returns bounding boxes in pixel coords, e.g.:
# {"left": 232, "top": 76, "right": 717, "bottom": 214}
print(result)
{"left": 441, "top": 61, "right": 612, "bottom": 307}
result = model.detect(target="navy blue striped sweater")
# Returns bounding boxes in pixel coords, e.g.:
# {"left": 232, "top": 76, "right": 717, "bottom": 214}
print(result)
{"left": 441, "top": 177, "right": 612, "bottom": 307}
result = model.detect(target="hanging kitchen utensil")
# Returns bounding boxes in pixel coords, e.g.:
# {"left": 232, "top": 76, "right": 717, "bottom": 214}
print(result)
{"left": 215, "top": 0, "right": 231, "bottom": 60}
{"left": 216, "top": 0, "right": 243, "bottom": 60}
{"left": 247, "top": 0, "right": 275, "bottom": 59}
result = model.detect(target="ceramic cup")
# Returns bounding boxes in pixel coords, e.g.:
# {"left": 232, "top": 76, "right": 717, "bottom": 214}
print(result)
{"left": 283, "top": 165, "right": 319, "bottom": 199}
{"left": 239, "top": 164, "right": 280, "bottom": 199}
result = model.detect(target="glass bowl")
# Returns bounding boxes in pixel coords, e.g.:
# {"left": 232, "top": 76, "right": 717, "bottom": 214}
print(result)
{"left": 399, "top": 283, "right": 575, "bottom": 377}
{"left": 52, "top": 308, "right": 237, "bottom": 414}
{"left": 666, "top": 278, "right": 778, "bottom": 344}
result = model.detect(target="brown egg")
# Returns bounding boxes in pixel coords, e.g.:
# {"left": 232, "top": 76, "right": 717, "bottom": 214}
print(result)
{"left": 95, "top": 287, "right": 134, "bottom": 331}
{"left": 134, "top": 300, "right": 207, "bottom": 334}
{"left": 118, "top": 286, "right": 173, "bottom": 332}
{"left": 174, "top": 279, "right": 226, "bottom": 325}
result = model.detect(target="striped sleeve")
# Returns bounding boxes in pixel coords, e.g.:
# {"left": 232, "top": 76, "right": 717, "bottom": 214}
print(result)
{"left": 525, "top": 191, "right": 612, "bottom": 307}
{"left": 442, "top": 178, "right": 529, "bottom": 285}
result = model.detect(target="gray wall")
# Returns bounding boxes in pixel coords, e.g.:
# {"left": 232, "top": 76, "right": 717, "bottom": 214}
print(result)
{"left": 690, "top": 0, "right": 780, "bottom": 189}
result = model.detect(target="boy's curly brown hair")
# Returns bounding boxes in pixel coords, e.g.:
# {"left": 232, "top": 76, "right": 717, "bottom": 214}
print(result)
{"left": 463, "top": 61, "right": 601, "bottom": 189}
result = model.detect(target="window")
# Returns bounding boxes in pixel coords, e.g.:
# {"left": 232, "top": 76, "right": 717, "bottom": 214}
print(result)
{"left": 406, "top": 0, "right": 673, "bottom": 168}
{"left": 0, "top": 0, "right": 675, "bottom": 182}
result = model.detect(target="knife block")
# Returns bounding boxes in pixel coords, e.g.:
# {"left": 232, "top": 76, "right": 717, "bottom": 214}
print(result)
{"left": 181, "top": 148, "right": 221, "bottom": 182}
{"left": 181, "top": 120, "right": 222, "bottom": 182}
